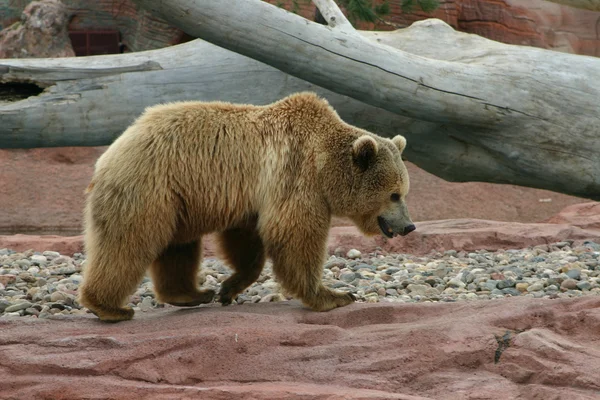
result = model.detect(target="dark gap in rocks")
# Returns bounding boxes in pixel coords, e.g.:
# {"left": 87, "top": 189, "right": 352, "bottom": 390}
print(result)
{"left": 0, "top": 82, "right": 44, "bottom": 102}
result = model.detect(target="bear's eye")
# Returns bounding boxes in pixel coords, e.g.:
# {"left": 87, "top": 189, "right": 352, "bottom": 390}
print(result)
{"left": 390, "top": 193, "right": 401, "bottom": 202}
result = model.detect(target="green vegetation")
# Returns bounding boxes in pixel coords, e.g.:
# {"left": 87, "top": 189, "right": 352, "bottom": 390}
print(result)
{"left": 400, "top": 0, "right": 439, "bottom": 13}
{"left": 274, "top": 0, "right": 439, "bottom": 25}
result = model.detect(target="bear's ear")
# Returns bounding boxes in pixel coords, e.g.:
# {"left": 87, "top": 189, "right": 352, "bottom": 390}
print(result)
{"left": 391, "top": 135, "right": 407, "bottom": 154}
{"left": 352, "top": 135, "right": 379, "bottom": 172}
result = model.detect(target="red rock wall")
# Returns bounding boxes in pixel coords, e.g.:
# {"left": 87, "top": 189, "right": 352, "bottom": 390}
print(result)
{"left": 0, "top": 0, "right": 75, "bottom": 58}
{"left": 0, "top": 0, "right": 186, "bottom": 52}
{"left": 457, "top": 0, "right": 600, "bottom": 57}
{"left": 266, "top": 0, "right": 600, "bottom": 57}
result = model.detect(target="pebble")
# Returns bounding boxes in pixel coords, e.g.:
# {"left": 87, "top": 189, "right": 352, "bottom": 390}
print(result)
{"left": 0, "top": 274, "right": 16, "bottom": 286}
{"left": 139, "top": 297, "right": 154, "bottom": 312}
{"left": 259, "top": 293, "right": 286, "bottom": 303}
{"left": 497, "top": 279, "right": 516, "bottom": 289}
{"left": 566, "top": 269, "right": 581, "bottom": 280}
{"left": 447, "top": 279, "right": 465, "bottom": 289}
{"left": 24, "top": 307, "right": 39, "bottom": 317}
{"left": 576, "top": 281, "right": 592, "bottom": 290}
{"left": 527, "top": 282, "right": 544, "bottom": 292}
{"left": 42, "top": 251, "right": 60, "bottom": 259}
{"left": 484, "top": 280, "right": 498, "bottom": 291}
{"left": 339, "top": 271, "right": 356, "bottom": 283}
{"left": 30, "top": 255, "right": 47, "bottom": 264}
{"left": 561, "top": 279, "right": 578, "bottom": 290}
{"left": 4, "top": 301, "right": 33, "bottom": 313}
{"left": 2, "top": 312, "right": 21, "bottom": 317}
{"left": 1, "top": 241, "right": 599, "bottom": 318}
{"left": 346, "top": 249, "right": 362, "bottom": 259}
{"left": 502, "top": 288, "right": 521, "bottom": 296}
{"left": 49, "top": 291, "right": 69, "bottom": 302}
{"left": 407, "top": 284, "right": 429, "bottom": 296}
{"left": 0, "top": 299, "right": 10, "bottom": 313}
{"left": 516, "top": 283, "right": 529, "bottom": 292}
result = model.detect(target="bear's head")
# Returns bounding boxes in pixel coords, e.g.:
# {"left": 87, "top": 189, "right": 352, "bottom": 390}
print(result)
{"left": 321, "top": 132, "right": 415, "bottom": 239}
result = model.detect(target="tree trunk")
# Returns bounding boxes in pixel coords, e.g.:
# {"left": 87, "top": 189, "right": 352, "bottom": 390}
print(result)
{"left": 130, "top": 0, "right": 600, "bottom": 200}
{"left": 1, "top": 2, "right": 598, "bottom": 200}
{"left": 0, "top": 38, "right": 429, "bottom": 152}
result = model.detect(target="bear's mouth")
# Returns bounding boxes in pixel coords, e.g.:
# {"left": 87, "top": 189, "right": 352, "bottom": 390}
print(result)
{"left": 377, "top": 216, "right": 396, "bottom": 238}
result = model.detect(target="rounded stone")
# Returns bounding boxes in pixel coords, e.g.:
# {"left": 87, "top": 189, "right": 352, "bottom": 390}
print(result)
{"left": 4, "top": 301, "right": 33, "bottom": 313}
{"left": 50, "top": 291, "right": 69, "bottom": 302}
{"left": 576, "top": 281, "right": 592, "bottom": 290}
{"left": 30, "top": 255, "right": 48, "bottom": 264}
{"left": 561, "top": 279, "right": 578, "bottom": 290}
{"left": 0, "top": 299, "right": 10, "bottom": 313}
{"left": 497, "top": 279, "right": 516, "bottom": 289}
{"left": 566, "top": 269, "right": 581, "bottom": 280}
{"left": 42, "top": 251, "right": 60, "bottom": 259}
{"left": 407, "top": 284, "right": 429, "bottom": 296}
{"left": 339, "top": 272, "right": 357, "bottom": 283}
{"left": 259, "top": 293, "right": 286, "bottom": 303}
{"left": 484, "top": 280, "right": 498, "bottom": 291}
{"left": 346, "top": 249, "right": 362, "bottom": 259}
{"left": 447, "top": 279, "right": 466, "bottom": 289}
{"left": 501, "top": 288, "right": 521, "bottom": 296}
{"left": 18, "top": 272, "right": 36, "bottom": 283}
{"left": 527, "top": 282, "right": 544, "bottom": 292}
{"left": 24, "top": 307, "right": 40, "bottom": 316}
{"left": 0, "top": 274, "right": 17, "bottom": 286}
{"left": 516, "top": 282, "right": 529, "bottom": 292}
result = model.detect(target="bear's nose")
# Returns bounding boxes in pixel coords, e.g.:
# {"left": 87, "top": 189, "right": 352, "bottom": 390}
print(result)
{"left": 403, "top": 224, "right": 416, "bottom": 236}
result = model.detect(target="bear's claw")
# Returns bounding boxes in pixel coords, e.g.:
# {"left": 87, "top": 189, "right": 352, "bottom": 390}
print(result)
{"left": 218, "top": 290, "right": 234, "bottom": 306}
{"left": 89, "top": 306, "right": 135, "bottom": 323}
{"left": 305, "top": 289, "right": 356, "bottom": 312}
{"left": 162, "top": 289, "right": 216, "bottom": 307}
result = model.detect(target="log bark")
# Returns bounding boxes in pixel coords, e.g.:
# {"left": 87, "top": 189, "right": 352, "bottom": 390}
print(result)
{"left": 0, "top": 36, "right": 436, "bottom": 157}
{"left": 0, "top": 3, "right": 598, "bottom": 200}
{"left": 130, "top": 0, "right": 600, "bottom": 200}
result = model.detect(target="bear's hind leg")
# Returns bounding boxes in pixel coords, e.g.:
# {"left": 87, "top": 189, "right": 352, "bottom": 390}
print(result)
{"left": 217, "top": 226, "right": 266, "bottom": 305}
{"left": 150, "top": 240, "right": 215, "bottom": 307}
{"left": 79, "top": 247, "right": 148, "bottom": 322}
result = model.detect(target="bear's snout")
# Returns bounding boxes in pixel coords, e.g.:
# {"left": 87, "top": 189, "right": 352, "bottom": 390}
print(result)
{"left": 402, "top": 224, "right": 416, "bottom": 236}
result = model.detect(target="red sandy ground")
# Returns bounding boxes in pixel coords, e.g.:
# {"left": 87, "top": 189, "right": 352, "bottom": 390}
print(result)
{"left": 1, "top": 297, "right": 600, "bottom": 399}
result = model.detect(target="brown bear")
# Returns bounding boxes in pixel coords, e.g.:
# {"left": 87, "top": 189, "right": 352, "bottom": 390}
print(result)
{"left": 78, "top": 92, "right": 415, "bottom": 322}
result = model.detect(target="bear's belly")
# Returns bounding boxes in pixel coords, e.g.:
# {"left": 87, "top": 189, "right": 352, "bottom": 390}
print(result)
{"left": 170, "top": 206, "right": 259, "bottom": 244}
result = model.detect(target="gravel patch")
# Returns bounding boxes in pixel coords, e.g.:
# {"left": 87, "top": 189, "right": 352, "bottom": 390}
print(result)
{"left": 1, "top": 240, "right": 600, "bottom": 318}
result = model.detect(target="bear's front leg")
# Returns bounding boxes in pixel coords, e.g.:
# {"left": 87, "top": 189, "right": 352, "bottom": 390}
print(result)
{"left": 150, "top": 240, "right": 215, "bottom": 307}
{"left": 217, "top": 224, "right": 266, "bottom": 305}
{"left": 261, "top": 213, "right": 355, "bottom": 312}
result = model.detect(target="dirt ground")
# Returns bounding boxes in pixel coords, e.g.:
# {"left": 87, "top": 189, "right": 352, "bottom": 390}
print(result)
{"left": 2, "top": 296, "right": 600, "bottom": 399}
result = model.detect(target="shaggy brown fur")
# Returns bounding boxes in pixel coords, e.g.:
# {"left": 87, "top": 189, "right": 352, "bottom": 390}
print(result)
{"left": 79, "top": 92, "right": 414, "bottom": 322}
